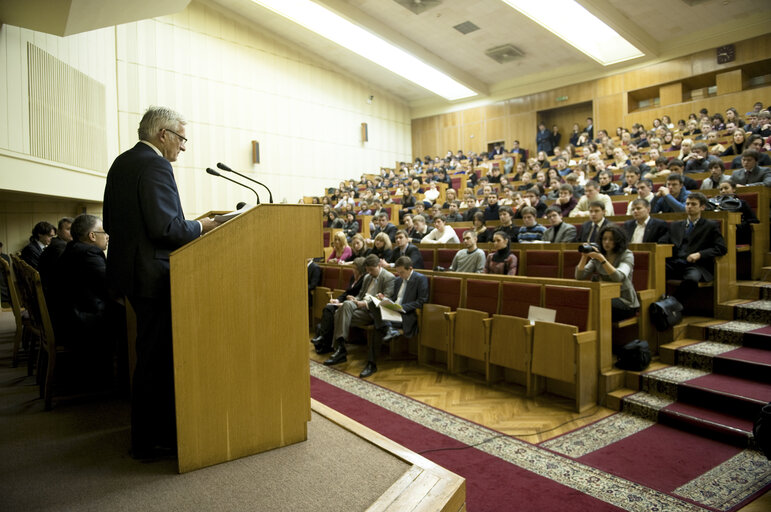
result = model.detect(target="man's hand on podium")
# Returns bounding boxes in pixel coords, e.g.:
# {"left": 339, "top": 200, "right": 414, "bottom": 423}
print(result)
{"left": 200, "top": 217, "right": 221, "bottom": 234}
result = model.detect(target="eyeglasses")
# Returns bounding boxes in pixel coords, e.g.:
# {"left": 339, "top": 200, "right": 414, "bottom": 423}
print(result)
{"left": 165, "top": 129, "right": 188, "bottom": 144}
{"left": 91, "top": 231, "right": 108, "bottom": 235}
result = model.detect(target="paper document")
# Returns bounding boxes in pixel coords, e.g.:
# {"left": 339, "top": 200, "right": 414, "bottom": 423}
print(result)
{"left": 367, "top": 294, "right": 404, "bottom": 322}
{"left": 213, "top": 204, "right": 255, "bottom": 223}
{"left": 528, "top": 305, "right": 557, "bottom": 325}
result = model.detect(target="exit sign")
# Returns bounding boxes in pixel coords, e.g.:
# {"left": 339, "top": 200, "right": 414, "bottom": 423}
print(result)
{"left": 556, "top": 96, "right": 568, "bottom": 102}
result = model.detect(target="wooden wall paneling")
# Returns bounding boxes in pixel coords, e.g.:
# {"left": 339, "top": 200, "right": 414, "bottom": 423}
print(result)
{"left": 441, "top": 123, "right": 461, "bottom": 155}
{"left": 596, "top": 75, "right": 624, "bottom": 98}
{"left": 461, "top": 121, "right": 483, "bottom": 154}
{"left": 484, "top": 103, "right": 505, "bottom": 119}
{"left": 538, "top": 102, "right": 593, "bottom": 148}
{"left": 507, "top": 112, "right": 537, "bottom": 154}
{"left": 596, "top": 94, "right": 624, "bottom": 135}
{"left": 461, "top": 106, "right": 484, "bottom": 125}
{"left": 659, "top": 83, "right": 684, "bottom": 107}
{"left": 485, "top": 117, "right": 506, "bottom": 147}
{"left": 716, "top": 69, "right": 744, "bottom": 95}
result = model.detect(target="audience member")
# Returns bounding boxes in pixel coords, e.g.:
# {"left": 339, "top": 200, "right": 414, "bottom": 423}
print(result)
{"left": 21, "top": 221, "right": 56, "bottom": 269}
{"left": 446, "top": 201, "right": 464, "bottom": 222}
{"left": 385, "top": 230, "right": 424, "bottom": 269}
{"left": 684, "top": 142, "right": 721, "bottom": 173}
{"left": 494, "top": 206, "right": 519, "bottom": 240}
{"left": 422, "top": 215, "right": 460, "bottom": 244}
{"left": 729, "top": 149, "right": 771, "bottom": 187}
{"left": 623, "top": 199, "right": 668, "bottom": 244}
{"left": 578, "top": 201, "right": 611, "bottom": 243}
{"left": 38, "top": 217, "right": 73, "bottom": 295}
{"left": 576, "top": 225, "right": 639, "bottom": 322}
{"left": 367, "top": 232, "right": 393, "bottom": 261}
{"left": 516, "top": 206, "right": 546, "bottom": 243}
{"left": 448, "top": 231, "right": 485, "bottom": 273}
{"left": 543, "top": 206, "right": 577, "bottom": 243}
{"left": 652, "top": 174, "right": 689, "bottom": 213}
{"left": 700, "top": 161, "right": 730, "bottom": 190}
{"left": 662, "top": 193, "right": 727, "bottom": 306}
{"left": 370, "top": 212, "right": 397, "bottom": 242}
{"left": 410, "top": 214, "right": 429, "bottom": 243}
{"left": 569, "top": 180, "right": 613, "bottom": 217}
{"left": 472, "top": 211, "right": 493, "bottom": 243}
{"left": 483, "top": 191, "right": 500, "bottom": 220}
{"left": 328, "top": 231, "right": 353, "bottom": 263}
{"left": 715, "top": 181, "right": 759, "bottom": 245}
{"left": 360, "top": 256, "right": 429, "bottom": 378}
{"left": 312, "top": 257, "right": 366, "bottom": 354}
{"left": 308, "top": 258, "right": 321, "bottom": 308}
{"left": 484, "top": 231, "right": 518, "bottom": 275}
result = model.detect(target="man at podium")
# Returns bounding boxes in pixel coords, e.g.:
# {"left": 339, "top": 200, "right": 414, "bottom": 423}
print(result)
{"left": 103, "top": 106, "right": 219, "bottom": 460}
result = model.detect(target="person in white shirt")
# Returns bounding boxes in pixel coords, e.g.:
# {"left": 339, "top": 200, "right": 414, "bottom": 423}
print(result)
{"left": 626, "top": 179, "right": 655, "bottom": 215}
{"left": 423, "top": 181, "right": 440, "bottom": 205}
{"left": 421, "top": 215, "right": 460, "bottom": 244}
{"left": 569, "top": 180, "right": 614, "bottom": 218}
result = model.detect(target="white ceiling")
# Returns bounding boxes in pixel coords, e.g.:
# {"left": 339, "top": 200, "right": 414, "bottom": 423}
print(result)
{"left": 210, "top": 0, "right": 771, "bottom": 111}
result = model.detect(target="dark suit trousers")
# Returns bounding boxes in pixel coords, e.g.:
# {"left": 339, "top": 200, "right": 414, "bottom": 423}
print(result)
{"left": 367, "top": 302, "right": 403, "bottom": 363}
{"left": 128, "top": 294, "right": 176, "bottom": 451}
{"left": 665, "top": 259, "right": 702, "bottom": 302}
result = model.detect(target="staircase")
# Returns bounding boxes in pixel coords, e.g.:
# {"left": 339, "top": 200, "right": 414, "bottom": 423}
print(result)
{"left": 607, "top": 300, "right": 771, "bottom": 449}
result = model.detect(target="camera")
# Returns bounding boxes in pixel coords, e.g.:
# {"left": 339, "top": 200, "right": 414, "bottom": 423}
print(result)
{"left": 578, "top": 242, "right": 600, "bottom": 254}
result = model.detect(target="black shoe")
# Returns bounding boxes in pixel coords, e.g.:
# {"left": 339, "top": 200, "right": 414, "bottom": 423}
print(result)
{"left": 315, "top": 344, "right": 333, "bottom": 355}
{"left": 311, "top": 335, "right": 325, "bottom": 345}
{"left": 324, "top": 345, "right": 347, "bottom": 365}
{"left": 359, "top": 362, "right": 377, "bottom": 378}
{"left": 382, "top": 328, "right": 401, "bottom": 342}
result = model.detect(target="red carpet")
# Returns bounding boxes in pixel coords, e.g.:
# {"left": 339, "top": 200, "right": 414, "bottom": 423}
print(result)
{"left": 721, "top": 346, "right": 771, "bottom": 365}
{"left": 311, "top": 376, "right": 625, "bottom": 512}
{"left": 577, "top": 423, "right": 740, "bottom": 492}
{"left": 662, "top": 401, "right": 754, "bottom": 432}
{"left": 685, "top": 373, "right": 771, "bottom": 402}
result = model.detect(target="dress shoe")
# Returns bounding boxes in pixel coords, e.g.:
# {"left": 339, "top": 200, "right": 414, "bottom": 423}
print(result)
{"left": 382, "top": 328, "right": 401, "bottom": 342}
{"left": 324, "top": 345, "right": 347, "bottom": 365}
{"left": 359, "top": 362, "right": 377, "bottom": 378}
{"left": 311, "top": 335, "right": 325, "bottom": 345}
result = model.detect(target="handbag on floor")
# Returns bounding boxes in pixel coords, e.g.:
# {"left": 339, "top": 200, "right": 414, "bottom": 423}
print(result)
{"left": 649, "top": 295, "right": 683, "bottom": 331}
{"left": 754, "top": 402, "right": 771, "bottom": 460}
{"left": 615, "top": 339, "right": 652, "bottom": 371}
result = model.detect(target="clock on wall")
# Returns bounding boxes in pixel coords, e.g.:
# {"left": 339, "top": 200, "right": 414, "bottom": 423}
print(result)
{"left": 717, "top": 44, "right": 736, "bottom": 64}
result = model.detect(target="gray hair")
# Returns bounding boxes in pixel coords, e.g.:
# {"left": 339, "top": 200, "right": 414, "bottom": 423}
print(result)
{"left": 71, "top": 214, "right": 101, "bottom": 242}
{"left": 138, "top": 106, "right": 186, "bottom": 141}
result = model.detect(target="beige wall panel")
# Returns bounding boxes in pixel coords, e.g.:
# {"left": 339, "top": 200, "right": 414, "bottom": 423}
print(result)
{"left": 460, "top": 121, "right": 483, "bottom": 155}
{"left": 441, "top": 125, "right": 461, "bottom": 155}
{"left": 485, "top": 118, "right": 506, "bottom": 146}
{"left": 507, "top": 112, "right": 537, "bottom": 154}
{"left": 484, "top": 103, "right": 506, "bottom": 119}
{"left": 462, "top": 106, "right": 484, "bottom": 125}
{"left": 596, "top": 75, "right": 624, "bottom": 98}
{"left": 659, "top": 83, "right": 684, "bottom": 107}
{"left": 716, "top": 69, "right": 744, "bottom": 95}
{"left": 596, "top": 94, "right": 624, "bottom": 135}
{"left": 442, "top": 112, "right": 461, "bottom": 128}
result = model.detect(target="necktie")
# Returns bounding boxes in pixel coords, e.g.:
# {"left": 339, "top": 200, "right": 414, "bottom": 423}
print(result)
{"left": 686, "top": 221, "right": 694, "bottom": 236}
{"left": 588, "top": 224, "right": 597, "bottom": 242}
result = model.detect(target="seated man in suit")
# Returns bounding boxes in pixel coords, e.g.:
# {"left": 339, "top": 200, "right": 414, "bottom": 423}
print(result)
{"left": 21, "top": 221, "right": 56, "bottom": 270}
{"left": 307, "top": 258, "right": 321, "bottom": 308}
{"left": 361, "top": 256, "right": 429, "bottom": 378}
{"left": 370, "top": 212, "right": 397, "bottom": 242}
{"left": 577, "top": 201, "right": 610, "bottom": 244}
{"left": 624, "top": 199, "right": 669, "bottom": 244}
{"left": 729, "top": 135, "right": 771, "bottom": 169}
{"left": 662, "top": 192, "right": 727, "bottom": 306}
{"left": 730, "top": 149, "right": 771, "bottom": 187}
{"left": 543, "top": 206, "right": 577, "bottom": 243}
{"left": 324, "top": 254, "right": 395, "bottom": 367}
{"left": 38, "top": 217, "right": 74, "bottom": 297}
{"left": 384, "top": 230, "right": 424, "bottom": 269}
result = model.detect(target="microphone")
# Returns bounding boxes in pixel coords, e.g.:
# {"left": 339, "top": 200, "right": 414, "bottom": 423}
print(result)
{"left": 217, "top": 162, "right": 274, "bottom": 204}
{"left": 206, "top": 168, "right": 260, "bottom": 204}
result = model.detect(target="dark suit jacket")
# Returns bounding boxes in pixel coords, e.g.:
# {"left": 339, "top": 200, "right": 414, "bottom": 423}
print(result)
{"left": 578, "top": 219, "right": 609, "bottom": 243}
{"left": 38, "top": 237, "right": 67, "bottom": 295}
{"left": 388, "top": 271, "right": 429, "bottom": 338}
{"left": 372, "top": 223, "right": 398, "bottom": 242}
{"left": 623, "top": 217, "right": 668, "bottom": 244}
{"left": 388, "top": 244, "right": 424, "bottom": 269}
{"left": 662, "top": 217, "right": 727, "bottom": 281}
{"left": 20, "top": 239, "right": 44, "bottom": 270}
{"left": 103, "top": 142, "right": 201, "bottom": 299}
{"left": 308, "top": 262, "right": 321, "bottom": 304}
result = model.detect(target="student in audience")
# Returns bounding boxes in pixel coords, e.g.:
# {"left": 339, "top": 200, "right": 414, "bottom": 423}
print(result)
{"left": 569, "top": 180, "right": 614, "bottom": 218}
{"left": 483, "top": 191, "right": 500, "bottom": 220}
{"left": 446, "top": 201, "right": 464, "bottom": 223}
{"left": 324, "top": 254, "right": 395, "bottom": 367}
{"left": 620, "top": 166, "right": 641, "bottom": 195}
{"left": 342, "top": 212, "right": 359, "bottom": 241}
{"left": 410, "top": 214, "right": 429, "bottom": 243}
{"left": 516, "top": 206, "right": 546, "bottom": 243}
{"left": 422, "top": 215, "right": 460, "bottom": 244}
{"left": 308, "top": 258, "right": 321, "bottom": 309}
{"left": 576, "top": 225, "right": 639, "bottom": 322}
{"left": 678, "top": 138, "right": 694, "bottom": 162}
{"left": 21, "top": 221, "right": 56, "bottom": 269}
{"left": 38, "top": 217, "right": 74, "bottom": 295}
{"left": 536, "top": 123, "right": 553, "bottom": 155}
{"left": 684, "top": 142, "right": 721, "bottom": 173}
{"left": 543, "top": 206, "right": 577, "bottom": 243}
{"left": 469, "top": 211, "right": 492, "bottom": 244}
{"left": 367, "top": 232, "right": 393, "bottom": 262}
{"left": 577, "top": 201, "right": 611, "bottom": 244}
{"left": 441, "top": 188, "right": 457, "bottom": 208}
{"left": 494, "top": 206, "right": 519, "bottom": 240}
{"left": 725, "top": 107, "right": 745, "bottom": 128}
{"left": 597, "top": 170, "right": 621, "bottom": 196}
{"left": 401, "top": 188, "right": 417, "bottom": 210}
{"left": 361, "top": 256, "right": 429, "bottom": 378}
{"left": 730, "top": 135, "right": 771, "bottom": 168}
{"left": 370, "top": 212, "right": 397, "bottom": 242}
{"left": 348, "top": 233, "right": 368, "bottom": 261}
{"left": 730, "top": 149, "right": 771, "bottom": 187}
{"left": 460, "top": 188, "right": 476, "bottom": 209}
{"left": 652, "top": 174, "right": 689, "bottom": 213}
{"left": 722, "top": 128, "right": 747, "bottom": 156}
{"left": 514, "top": 187, "right": 548, "bottom": 218}
{"left": 485, "top": 231, "right": 518, "bottom": 275}
{"left": 623, "top": 199, "right": 668, "bottom": 244}
{"left": 423, "top": 181, "right": 440, "bottom": 205}
{"left": 385, "top": 230, "right": 424, "bottom": 269}
{"left": 449, "top": 231, "right": 485, "bottom": 273}
{"left": 328, "top": 231, "right": 353, "bottom": 263}
{"left": 662, "top": 193, "right": 727, "bottom": 305}
{"left": 701, "top": 161, "right": 731, "bottom": 190}
{"left": 714, "top": 181, "right": 759, "bottom": 245}
{"left": 608, "top": 147, "right": 630, "bottom": 171}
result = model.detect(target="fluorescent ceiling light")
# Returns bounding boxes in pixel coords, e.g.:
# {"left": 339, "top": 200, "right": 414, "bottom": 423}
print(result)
{"left": 251, "top": 0, "right": 477, "bottom": 101}
{"left": 501, "top": 0, "right": 644, "bottom": 65}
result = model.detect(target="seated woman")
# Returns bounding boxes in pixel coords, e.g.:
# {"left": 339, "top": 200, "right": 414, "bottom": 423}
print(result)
{"left": 472, "top": 211, "right": 493, "bottom": 243}
{"left": 367, "top": 232, "right": 393, "bottom": 262}
{"left": 484, "top": 231, "right": 517, "bottom": 275}
{"left": 327, "top": 210, "right": 344, "bottom": 229}
{"left": 401, "top": 188, "right": 417, "bottom": 210}
{"left": 347, "top": 233, "right": 368, "bottom": 261}
{"left": 423, "top": 181, "right": 440, "bottom": 205}
{"left": 311, "top": 257, "right": 366, "bottom": 354}
{"left": 715, "top": 181, "right": 759, "bottom": 245}
{"left": 327, "top": 231, "right": 352, "bottom": 263}
{"left": 575, "top": 225, "right": 639, "bottom": 322}
{"left": 342, "top": 212, "right": 359, "bottom": 241}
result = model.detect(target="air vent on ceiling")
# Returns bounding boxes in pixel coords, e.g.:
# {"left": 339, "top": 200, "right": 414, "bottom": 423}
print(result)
{"left": 453, "top": 21, "right": 479, "bottom": 35}
{"left": 485, "top": 44, "right": 524, "bottom": 64}
{"left": 392, "top": 0, "right": 442, "bottom": 15}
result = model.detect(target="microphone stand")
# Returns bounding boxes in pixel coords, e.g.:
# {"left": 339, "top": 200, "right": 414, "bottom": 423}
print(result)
{"left": 206, "top": 168, "right": 260, "bottom": 204}
{"left": 217, "top": 162, "right": 274, "bottom": 203}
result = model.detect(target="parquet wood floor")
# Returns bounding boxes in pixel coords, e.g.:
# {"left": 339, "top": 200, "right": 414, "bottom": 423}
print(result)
{"left": 308, "top": 339, "right": 614, "bottom": 443}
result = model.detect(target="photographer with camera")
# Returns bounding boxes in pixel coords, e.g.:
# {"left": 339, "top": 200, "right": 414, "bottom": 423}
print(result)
{"left": 575, "top": 225, "right": 639, "bottom": 322}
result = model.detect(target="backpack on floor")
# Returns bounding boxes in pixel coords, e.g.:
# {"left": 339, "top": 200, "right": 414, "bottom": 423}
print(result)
{"left": 615, "top": 339, "right": 652, "bottom": 371}
{"left": 649, "top": 295, "right": 683, "bottom": 331}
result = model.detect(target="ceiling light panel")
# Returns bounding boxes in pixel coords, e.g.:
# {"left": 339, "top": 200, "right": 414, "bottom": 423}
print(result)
{"left": 251, "top": 0, "right": 478, "bottom": 100}
{"left": 500, "top": 0, "right": 644, "bottom": 65}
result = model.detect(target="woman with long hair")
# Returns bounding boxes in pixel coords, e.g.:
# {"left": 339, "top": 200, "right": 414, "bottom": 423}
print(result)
{"left": 484, "top": 231, "right": 518, "bottom": 275}
{"left": 575, "top": 225, "right": 639, "bottom": 322}
{"left": 472, "top": 211, "right": 492, "bottom": 243}
{"left": 328, "top": 231, "right": 353, "bottom": 263}
{"left": 721, "top": 128, "right": 747, "bottom": 156}
{"left": 342, "top": 212, "right": 359, "bottom": 240}
{"left": 347, "top": 233, "right": 368, "bottom": 260}
{"left": 367, "top": 232, "right": 393, "bottom": 261}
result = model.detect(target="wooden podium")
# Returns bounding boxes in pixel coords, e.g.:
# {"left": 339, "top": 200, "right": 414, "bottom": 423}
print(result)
{"left": 169, "top": 204, "right": 322, "bottom": 473}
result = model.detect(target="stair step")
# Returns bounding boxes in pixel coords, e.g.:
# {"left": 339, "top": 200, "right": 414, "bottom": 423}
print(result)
{"left": 658, "top": 401, "right": 754, "bottom": 447}
{"left": 659, "top": 338, "right": 703, "bottom": 365}
{"left": 742, "top": 325, "right": 771, "bottom": 348}
{"left": 714, "top": 346, "right": 771, "bottom": 383}
{"left": 678, "top": 373, "right": 771, "bottom": 419}
{"left": 735, "top": 300, "right": 771, "bottom": 323}
{"left": 707, "top": 320, "right": 767, "bottom": 345}
{"left": 605, "top": 388, "right": 636, "bottom": 411}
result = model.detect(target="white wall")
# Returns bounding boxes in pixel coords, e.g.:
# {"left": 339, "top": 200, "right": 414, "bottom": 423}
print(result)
{"left": 0, "top": 0, "right": 412, "bottom": 250}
